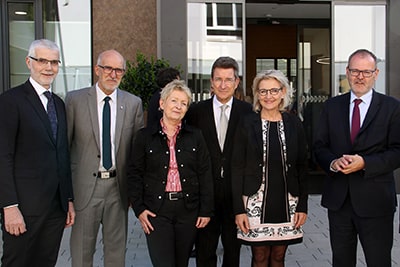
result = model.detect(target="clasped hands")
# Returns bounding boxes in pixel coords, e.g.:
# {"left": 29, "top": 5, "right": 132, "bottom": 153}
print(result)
{"left": 331, "top": 154, "right": 365, "bottom": 174}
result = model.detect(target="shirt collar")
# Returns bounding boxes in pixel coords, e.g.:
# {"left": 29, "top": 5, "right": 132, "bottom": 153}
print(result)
{"left": 350, "top": 89, "right": 373, "bottom": 104}
{"left": 96, "top": 83, "right": 117, "bottom": 103}
{"left": 213, "top": 95, "right": 233, "bottom": 108}
{"left": 29, "top": 77, "right": 52, "bottom": 96}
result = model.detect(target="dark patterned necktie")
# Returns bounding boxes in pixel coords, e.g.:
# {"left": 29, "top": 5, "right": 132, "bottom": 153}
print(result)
{"left": 351, "top": 99, "right": 362, "bottom": 144}
{"left": 43, "top": 91, "right": 58, "bottom": 140}
{"left": 102, "top": 96, "right": 112, "bottom": 170}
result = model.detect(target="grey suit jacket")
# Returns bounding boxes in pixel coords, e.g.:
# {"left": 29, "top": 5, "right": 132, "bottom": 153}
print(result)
{"left": 65, "top": 86, "right": 144, "bottom": 211}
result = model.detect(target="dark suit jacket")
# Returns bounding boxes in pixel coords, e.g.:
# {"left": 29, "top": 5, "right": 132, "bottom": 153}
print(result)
{"left": 185, "top": 97, "right": 253, "bottom": 215}
{"left": 127, "top": 122, "right": 214, "bottom": 218}
{"left": 314, "top": 90, "right": 400, "bottom": 217}
{"left": 0, "top": 80, "right": 73, "bottom": 216}
{"left": 231, "top": 112, "right": 308, "bottom": 215}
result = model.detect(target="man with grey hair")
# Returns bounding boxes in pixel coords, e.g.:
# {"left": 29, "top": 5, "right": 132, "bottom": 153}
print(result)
{"left": 66, "top": 49, "right": 144, "bottom": 267}
{"left": 0, "top": 39, "right": 75, "bottom": 266}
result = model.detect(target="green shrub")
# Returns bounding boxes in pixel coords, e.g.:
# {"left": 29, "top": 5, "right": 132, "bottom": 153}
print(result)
{"left": 120, "top": 52, "right": 175, "bottom": 110}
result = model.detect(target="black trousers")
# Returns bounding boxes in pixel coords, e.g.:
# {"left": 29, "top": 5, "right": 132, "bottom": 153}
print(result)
{"left": 328, "top": 195, "right": 394, "bottom": 267}
{"left": 196, "top": 179, "right": 241, "bottom": 267}
{"left": 1, "top": 193, "right": 67, "bottom": 267}
{"left": 146, "top": 198, "right": 198, "bottom": 267}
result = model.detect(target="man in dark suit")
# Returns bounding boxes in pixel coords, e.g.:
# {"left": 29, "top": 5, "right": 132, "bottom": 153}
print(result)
{"left": 186, "top": 56, "right": 253, "bottom": 267}
{"left": 0, "top": 39, "right": 75, "bottom": 267}
{"left": 314, "top": 49, "right": 400, "bottom": 267}
{"left": 146, "top": 67, "right": 180, "bottom": 127}
{"left": 66, "top": 50, "right": 144, "bottom": 267}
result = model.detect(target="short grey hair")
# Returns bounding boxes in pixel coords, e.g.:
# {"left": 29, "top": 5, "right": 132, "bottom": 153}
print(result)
{"left": 96, "top": 49, "right": 126, "bottom": 69}
{"left": 27, "top": 39, "right": 60, "bottom": 58}
{"left": 252, "top": 69, "right": 293, "bottom": 112}
{"left": 160, "top": 80, "right": 192, "bottom": 106}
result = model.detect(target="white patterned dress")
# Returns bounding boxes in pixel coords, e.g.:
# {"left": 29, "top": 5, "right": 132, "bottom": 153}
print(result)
{"left": 237, "top": 119, "right": 303, "bottom": 245}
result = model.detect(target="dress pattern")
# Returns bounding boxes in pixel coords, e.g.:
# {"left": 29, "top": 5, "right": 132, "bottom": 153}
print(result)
{"left": 237, "top": 119, "right": 303, "bottom": 244}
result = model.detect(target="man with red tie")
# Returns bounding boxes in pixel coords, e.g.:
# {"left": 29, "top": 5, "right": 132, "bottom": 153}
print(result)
{"left": 314, "top": 49, "right": 400, "bottom": 267}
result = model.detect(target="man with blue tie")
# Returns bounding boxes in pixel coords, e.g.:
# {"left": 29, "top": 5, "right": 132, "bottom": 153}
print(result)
{"left": 65, "top": 49, "right": 144, "bottom": 267}
{"left": 0, "top": 39, "right": 75, "bottom": 267}
{"left": 314, "top": 49, "right": 400, "bottom": 267}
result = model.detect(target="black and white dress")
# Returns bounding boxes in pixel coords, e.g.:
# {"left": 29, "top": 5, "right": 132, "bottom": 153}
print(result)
{"left": 237, "top": 119, "right": 303, "bottom": 245}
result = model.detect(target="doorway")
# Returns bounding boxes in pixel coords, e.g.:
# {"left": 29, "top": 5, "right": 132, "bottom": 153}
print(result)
{"left": 246, "top": 2, "right": 331, "bottom": 193}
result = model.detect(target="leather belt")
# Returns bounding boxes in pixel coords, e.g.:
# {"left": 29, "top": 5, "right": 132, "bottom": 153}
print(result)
{"left": 97, "top": 170, "right": 117, "bottom": 179}
{"left": 166, "top": 192, "right": 184, "bottom": 201}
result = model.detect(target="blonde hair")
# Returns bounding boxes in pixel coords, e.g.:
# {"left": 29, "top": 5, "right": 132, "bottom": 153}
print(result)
{"left": 252, "top": 69, "right": 293, "bottom": 112}
{"left": 160, "top": 79, "right": 192, "bottom": 106}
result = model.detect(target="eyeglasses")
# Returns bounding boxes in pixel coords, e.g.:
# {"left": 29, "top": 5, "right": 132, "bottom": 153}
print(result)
{"left": 29, "top": 56, "right": 61, "bottom": 66}
{"left": 258, "top": 87, "right": 282, "bottom": 96}
{"left": 213, "top": 77, "right": 236, "bottom": 86}
{"left": 98, "top": 65, "right": 125, "bottom": 76}
{"left": 348, "top": 68, "right": 376, "bottom": 78}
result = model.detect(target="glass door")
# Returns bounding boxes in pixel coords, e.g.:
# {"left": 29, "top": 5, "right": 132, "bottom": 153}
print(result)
{"left": 6, "top": 1, "right": 36, "bottom": 88}
{"left": 332, "top": 2, "right": 386, "bottom": 96}
{"left": 297, "top": 27, "right": 331, "bottom": 176}
{"left": 1, "top": 0, "right": 92, "bottom": 96}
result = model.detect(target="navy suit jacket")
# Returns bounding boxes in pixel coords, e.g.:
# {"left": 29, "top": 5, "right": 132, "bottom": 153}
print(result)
{"left": 0, "top": 80, "right": 73, "bottom": 216}
{"left": 185, "top": 96, "right": 253, "bottom": 215}
{"left": 314, "top": 90, "right": 400, "bottom": 217}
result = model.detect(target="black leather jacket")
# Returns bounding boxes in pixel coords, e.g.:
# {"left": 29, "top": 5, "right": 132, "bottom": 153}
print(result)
{"left": 128, "top": 122, "right": 214, "bottom": 218}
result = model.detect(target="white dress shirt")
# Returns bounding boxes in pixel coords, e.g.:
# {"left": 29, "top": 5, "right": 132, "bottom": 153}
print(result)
{"left": 96, "top": 85, "right": 117, "bottom": 171}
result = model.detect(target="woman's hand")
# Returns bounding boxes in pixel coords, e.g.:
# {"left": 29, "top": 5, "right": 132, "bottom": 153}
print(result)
{"left": 235, "top": 213, "right": 250, "bottom": 234}
{"left": 195, "top": 217, "right": 210, "bottom": 228}
{"left": 138, "top": 209, "right": 156, "bottom": 234}
{"left": 294, "top": 212, "right": 307, "bottom": 229}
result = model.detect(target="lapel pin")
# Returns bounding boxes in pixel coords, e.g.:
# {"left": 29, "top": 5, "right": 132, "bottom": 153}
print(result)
{"left": 120, "top": 106, "right": 124, "bottom": 110}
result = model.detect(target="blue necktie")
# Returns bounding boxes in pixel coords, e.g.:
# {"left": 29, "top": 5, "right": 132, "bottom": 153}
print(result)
{"left": 43, "top": 91, "right": 58, "bottom": 140}
{"left": 103, "top": 96, "right": 112, "bottom": 170}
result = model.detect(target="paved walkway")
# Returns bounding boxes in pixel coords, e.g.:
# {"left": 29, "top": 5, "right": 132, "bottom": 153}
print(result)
{"left": 1, "top": 195, "right": 399, "bottom": 266}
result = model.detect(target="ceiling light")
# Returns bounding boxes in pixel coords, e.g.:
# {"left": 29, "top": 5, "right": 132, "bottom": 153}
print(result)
{"left": 15, "top": 11, "right": 27, "bottom": 15}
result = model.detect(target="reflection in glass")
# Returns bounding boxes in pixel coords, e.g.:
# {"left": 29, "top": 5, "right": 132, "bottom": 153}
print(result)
{"left": 43, "top": 0, "right": 92, "bottom": 98}
{"left": 333, "top": 4, "right": 386, "bottom": 95}
{"left": 188, "top": 2, "right": 244, "bottom": 102}
{"left": 8, "top": 3, "right": 35, "bottom": 87}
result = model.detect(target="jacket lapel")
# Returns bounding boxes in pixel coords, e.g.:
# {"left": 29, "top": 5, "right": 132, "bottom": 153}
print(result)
{"left": 206, "top": 99, "right": 221, "bottom": 152}
{"left": 87, "top": 86, "right": 101, "bottom": 150}
{"left": 23, "top": 81, "right": 55, "bottom": 144}
{"left": 359, "top": 90, "right": 380, "bottom": 134}
{"left": 115, "top": 89, "right": 125, "bottom": 153}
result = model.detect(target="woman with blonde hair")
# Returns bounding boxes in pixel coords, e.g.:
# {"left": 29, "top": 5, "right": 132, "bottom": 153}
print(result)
{"left": 232, "top": 70, "right": 308, "bottom": 266}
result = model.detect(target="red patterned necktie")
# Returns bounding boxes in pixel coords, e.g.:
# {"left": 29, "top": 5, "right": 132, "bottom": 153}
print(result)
{"left": 351, "top": 99, "right": 362, "bottom": 144}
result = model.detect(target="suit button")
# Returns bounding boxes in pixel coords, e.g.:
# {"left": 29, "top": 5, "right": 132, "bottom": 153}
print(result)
{"left": 97, "top": 155, "right": 100, "bottom": 158}
{"left": 177, "top": 149, "right": 181, "bottom": 152}
{"left": 158, "top": 195, "right": 162, "bottom": 199}
{"left": 93, "top": 173, "right": 97, "bottom": 177}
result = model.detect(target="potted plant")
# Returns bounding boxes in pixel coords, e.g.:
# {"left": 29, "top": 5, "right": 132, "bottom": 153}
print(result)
{"left": 119, "top": 51, "right": 178, "bottom": 110}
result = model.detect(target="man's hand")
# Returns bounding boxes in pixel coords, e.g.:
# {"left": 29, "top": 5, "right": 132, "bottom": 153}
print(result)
{"left": 332, "top": 154, "right": 365, "bottom": 174}
{"left": 3, "top": 206, "right": 27, "bottom": 236}
{"left": 65, "top": 201, "right": 75, "bottom": 228}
